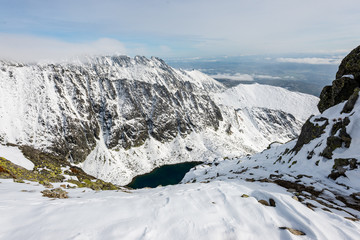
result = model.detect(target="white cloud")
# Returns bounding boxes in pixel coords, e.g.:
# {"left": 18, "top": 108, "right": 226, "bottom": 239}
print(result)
{"left": 0, "top": 34, "right": 127, "bottom": 62}
{"left": 210, "top": 73, "right": 254, "bottom": 81}
{"left": 1, "top": 0, "right": 359, "bottom": 57}
{"left": 276, "top": 57, "right": 342, "bottom": 65}
{"left": 255, "top": 75, "right": 282, "bottom": 80}
{"left": 210, "top": 73, "right": 282, "bottom": 81}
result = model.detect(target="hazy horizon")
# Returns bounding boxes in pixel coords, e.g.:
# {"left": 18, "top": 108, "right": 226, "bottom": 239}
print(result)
{"left": 0, "top": 0, "right": 359, "bottom": 62}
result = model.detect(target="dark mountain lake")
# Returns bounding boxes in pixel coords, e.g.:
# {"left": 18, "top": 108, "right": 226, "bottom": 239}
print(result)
{"left": 126, "top": 161, "right": 203, "bottom": 189}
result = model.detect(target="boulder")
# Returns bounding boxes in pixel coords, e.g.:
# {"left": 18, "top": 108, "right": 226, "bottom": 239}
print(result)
{"left": 41, "top": 188, "right": 68, "bottom": 199}
{"left": 258, "top": 199, "right": 270, "bottom": 206}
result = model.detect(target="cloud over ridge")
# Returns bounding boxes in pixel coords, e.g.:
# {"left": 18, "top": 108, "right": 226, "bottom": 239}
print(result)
{"left": 0, "top": 34, "right": 127, "bottom": 62}
{"left": 276, "top": 57, "right": 342, "bottom": 65}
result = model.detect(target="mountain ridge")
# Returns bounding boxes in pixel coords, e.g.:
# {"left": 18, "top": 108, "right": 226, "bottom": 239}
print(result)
{"left": 0, "top": 55, "right": 318, "bottom": 184}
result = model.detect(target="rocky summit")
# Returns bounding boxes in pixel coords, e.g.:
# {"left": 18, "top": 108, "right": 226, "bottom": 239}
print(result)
{"left": 318, "top": 45, "right": 360, "bottom": 113}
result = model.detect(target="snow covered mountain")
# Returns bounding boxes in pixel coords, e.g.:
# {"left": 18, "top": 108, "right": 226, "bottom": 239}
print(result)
{"left": 1, "top": 47, "right": 360, "bottom": 240}
{"left": 0, "top": 56, "right": 318, "bottom": 185}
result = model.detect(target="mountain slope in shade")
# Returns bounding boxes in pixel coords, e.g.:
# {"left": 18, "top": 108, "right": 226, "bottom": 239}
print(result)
{"left": 0, "top": 56, "right": 318, "bottom": 185}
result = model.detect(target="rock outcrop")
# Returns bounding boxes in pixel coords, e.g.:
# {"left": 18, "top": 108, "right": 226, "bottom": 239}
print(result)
{"left": 318, "top": 45, "right": 360, "bottom": 113}
{"left": 295, "top": 46, "right": 360, "bottom": 178}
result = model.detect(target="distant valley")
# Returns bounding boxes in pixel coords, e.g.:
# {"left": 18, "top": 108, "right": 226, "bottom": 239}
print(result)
{"left": 167, "top": 54, "right": 340, "bottom": 96}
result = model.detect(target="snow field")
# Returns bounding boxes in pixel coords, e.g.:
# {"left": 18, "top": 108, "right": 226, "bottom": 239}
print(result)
{"left": 214, "top": 83, "right": 319, "bottom": 121}
{"left": 1, "top": 179, "right": 359, "bottom": 240}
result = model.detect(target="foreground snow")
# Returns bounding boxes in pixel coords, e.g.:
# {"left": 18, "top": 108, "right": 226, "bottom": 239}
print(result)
{"left": 179, "top": 92, "right": 360, "bottom": 239}
{"left": 1, "top": 179, "right": 359, "bottom": 240}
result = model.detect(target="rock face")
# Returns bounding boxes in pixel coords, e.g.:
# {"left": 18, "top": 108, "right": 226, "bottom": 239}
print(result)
{"left": 318, "top": 45, "right": 360, "bottom": 113}
{"left": 0, "top": 56, "right": 318, "bottom": 185}
{"left": 336, "top": 46, "right": 360, "bottom": 80}
{"left": 295, "top": 96, "right": 359, "bottom": 180}
{"left": 99, "top": 78, "right": 223, "bottom": 150}
{"left": 286, "top": 46, "right": 360, "bottom": 179}
{"left": 291, "top": 117, "right": 328, "bottom": 153}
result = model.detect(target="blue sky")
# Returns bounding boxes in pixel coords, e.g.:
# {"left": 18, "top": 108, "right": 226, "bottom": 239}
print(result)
{"left": 0, "top": 0, "right": 359, "bottom": 61}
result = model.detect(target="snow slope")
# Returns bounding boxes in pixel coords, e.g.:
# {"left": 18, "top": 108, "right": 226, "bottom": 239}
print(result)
{"left": 0, "top": 145, "right": 34, "bottom": 170}
{"left": 187, "top": 96, "right": 360, "bottom": 193}
{"left": 214, "top": 83, "right": 319, "bottom": 121}
{"left": 183, "top": 90, "right": 360, "bottom": 227}
{"left": 1, "top": 179, "right": 359, "bottom": 240}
